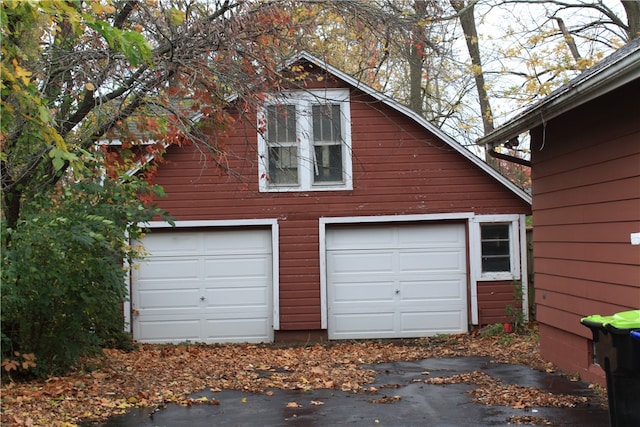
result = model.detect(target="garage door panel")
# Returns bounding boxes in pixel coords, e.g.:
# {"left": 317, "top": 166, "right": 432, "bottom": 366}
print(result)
{"left": 332, "top": 281, "right": 395, "bottom": 302}
{"left": 327, "top": 228, "right": 395, "bottom": 249}
{"left": 137, "top": 289, "right": 200, "bottom": 310}
{"left": 203, "top": 255, "right": 271, "bottom": 278}
{"left": 135, "top": 258, "right": 201, "bottom": 281}
{"left": 138, "top": 234, "right": 202, "bottom": 255}
{"left": 400, "top": 310, "right": 465, "bottom": 334}
{"left": 329, "top": 252, "right": 394, "bottom": 274}
{"left": 203, "top": 230, "right": 272, "bottom": 254}
{"left": 136, "top": 318, "right": 201, "bottom": 343}
{"left": 399, "top": 251, "right": 465, "bottom": 272}
{"left": 205, "top": 287, "right": 269, "bottom": 307}
{"left": 398, "top": 224, "right": 464, "bottom": 246}
{"left": 204, "top": 318, "right": 271, "bottom": 342}
{"left": 399, "top": 279, "right": 465, "bottom": 301}
{"left": 332, "top": 312, "right": 395, "bottom": 336}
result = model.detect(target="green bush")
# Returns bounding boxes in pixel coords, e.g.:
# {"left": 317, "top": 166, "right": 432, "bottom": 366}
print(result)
{"left": 1, "top": 175, "right": 170, "bottom": 376}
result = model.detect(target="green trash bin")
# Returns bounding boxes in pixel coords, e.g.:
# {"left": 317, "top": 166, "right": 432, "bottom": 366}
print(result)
{"left": 581, "top": 310, "right": 640, "bottom": 427}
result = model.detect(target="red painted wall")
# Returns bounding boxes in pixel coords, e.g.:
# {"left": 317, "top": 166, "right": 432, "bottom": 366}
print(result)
{"left": 531, "top": 78, "right": 640, "bottom": 384}
{"left": 149, "top": 73, "right": 531, "bottom": 331}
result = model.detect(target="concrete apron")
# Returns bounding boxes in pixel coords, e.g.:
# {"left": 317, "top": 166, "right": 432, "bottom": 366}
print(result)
{"left": 82, "top": 356, "right": 608, "bottom": 427}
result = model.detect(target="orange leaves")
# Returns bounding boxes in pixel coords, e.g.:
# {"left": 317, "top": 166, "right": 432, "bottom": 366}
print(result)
{"left": 425, "top": 370, "right": 589, "bottom": 410}
{"left": 1, "top": 352, "right": 37, "bottom": 379}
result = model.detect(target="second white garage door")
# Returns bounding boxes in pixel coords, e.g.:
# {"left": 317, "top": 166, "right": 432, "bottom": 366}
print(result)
{"left": 326, "top": 223, "right": 467, "bottom": 339}
{"left": 131, "top": 228, "right": 273, "bottom": 344}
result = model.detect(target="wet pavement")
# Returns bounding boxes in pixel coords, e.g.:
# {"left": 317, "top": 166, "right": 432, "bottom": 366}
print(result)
{"left": 82, "top": 356, "right": 609, "bottom": 426}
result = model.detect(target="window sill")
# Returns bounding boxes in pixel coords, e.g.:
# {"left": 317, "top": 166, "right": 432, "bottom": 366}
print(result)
{"left": 259, "top": 184, "right": 353, "bottom": 192}
{"left": 477, "top": 272, "right": 520, "bottom": 281}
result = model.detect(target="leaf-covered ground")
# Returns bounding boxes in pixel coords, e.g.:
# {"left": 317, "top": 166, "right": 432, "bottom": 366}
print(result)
{"left": 0, "top": 327, "right": 603, "bottom": 426}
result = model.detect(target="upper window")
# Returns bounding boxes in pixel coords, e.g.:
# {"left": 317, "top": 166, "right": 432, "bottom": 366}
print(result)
{"left": 258, "top": 89, "right": 352, "bottom": 192}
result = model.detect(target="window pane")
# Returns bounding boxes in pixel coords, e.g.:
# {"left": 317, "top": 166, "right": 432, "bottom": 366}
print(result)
{"left": 312, "top": 104, "right": 341, "bottom": 142}
{"left": 481, "top": 224, "right": 509, "bottom": 241}
{"left": 313, "top": 144, "right": 343, "bottom": 183}
{"left": 268, "top": 146, "right": 298, "bottom": 185}
{"left": 480, "top": 224, "right": 511, "bottom": 273}
{"left": 267, "top": 105, "right": 296, "bottom": 143}
{"left": 482, "top": 256, "right": 511, "bottom": 272}
{"left": 267, "top": 104, "right": 298, "bottom": 185}
{"left": 312, "top": 104, "right": 343, "bottom": 184}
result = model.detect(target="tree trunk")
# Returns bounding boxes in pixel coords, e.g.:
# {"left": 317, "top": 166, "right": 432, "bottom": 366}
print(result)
{"left": 554, "top": 17, "right": 582, "bottom": 61}
{"left": 1, "top": 161, "right": 21, "bottom": 232}
{"left": 408, "top": 0, "right": 428, "bottom": 116}
{"left": 450, "top": 0, "right": 494, "bottom": 135}
{"left": 622, "top": 0, "right": 640, "bottom": 41}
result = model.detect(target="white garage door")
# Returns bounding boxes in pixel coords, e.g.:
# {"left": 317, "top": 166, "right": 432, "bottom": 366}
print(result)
{"left": 326, "top": 223, "right": 467, "bottom": 339}
{"left": 131, "top": 229, "right": 273, "bottom": 344}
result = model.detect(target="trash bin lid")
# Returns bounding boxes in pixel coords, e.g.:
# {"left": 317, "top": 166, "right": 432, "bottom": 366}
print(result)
{"left": 581, "top": 314, "right": 610, "bottom": 328}
{"left": 608, "top": 310, "right": 640, "bottom": 331}
{"left": 580, "top": 310, "right": 640, "bottom": 331}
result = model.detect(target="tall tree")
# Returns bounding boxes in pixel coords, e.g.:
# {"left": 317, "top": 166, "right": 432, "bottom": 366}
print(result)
{"left": 0, "top": 0, "right": 310, "bottom": 374}
{"left": 450, "top": 0, "right": 495, "bottom": 135}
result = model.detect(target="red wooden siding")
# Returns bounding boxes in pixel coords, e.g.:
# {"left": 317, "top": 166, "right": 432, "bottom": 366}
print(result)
{"left": 148, "top": 74, "right": 530, "bottom": 332}
{"left": 477, "top": 280, "right": 522, "bottom": 325}
{"left": 530, "top": 78, "right": 640, "bottom": 384}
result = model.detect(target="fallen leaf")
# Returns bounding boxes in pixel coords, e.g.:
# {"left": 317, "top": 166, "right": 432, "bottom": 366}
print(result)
{"left": 310, "top": 400, "right": 325, "bottom": 405}
{"left": 286, "top": 401, "right": 301, "bottom": 408}
{"left": 369, "top": 395, "right": 401, "bottom": 404}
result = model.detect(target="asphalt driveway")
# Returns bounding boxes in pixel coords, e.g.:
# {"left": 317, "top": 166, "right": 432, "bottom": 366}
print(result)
{"left": 82, "top": 356, "right": 609, "bottom": 426}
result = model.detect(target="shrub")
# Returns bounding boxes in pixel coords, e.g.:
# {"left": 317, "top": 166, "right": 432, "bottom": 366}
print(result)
{"left": 1, "top": 175, "right": 170, "bottom": 376}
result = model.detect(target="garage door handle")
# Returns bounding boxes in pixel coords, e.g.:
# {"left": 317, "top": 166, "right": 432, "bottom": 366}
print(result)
{"left": 395, "top": 289, "right": 400, "bottom": 294}
{"left": 200, "top": 296, "right": 206, "bottom": 301}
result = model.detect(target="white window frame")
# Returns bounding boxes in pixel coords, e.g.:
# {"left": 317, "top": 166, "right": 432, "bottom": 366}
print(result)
{"left": 257, "top": 89, "right": 353, "bottom": 192}
{"left": 471, "top": 215, "right": 522, "bottom": 281}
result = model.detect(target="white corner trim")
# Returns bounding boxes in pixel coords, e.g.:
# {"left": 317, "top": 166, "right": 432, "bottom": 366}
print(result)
{"left": 519, "top": 215, "right": 529, "bottom": 321}
{"left": 271, "top": 221, "right": 280, "bottom": 330}
{"left": 468, "top": 220, "right": 481, "bottom": 325}
{"left": 319, "top": 221, "right": 328, "bottom": 329}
